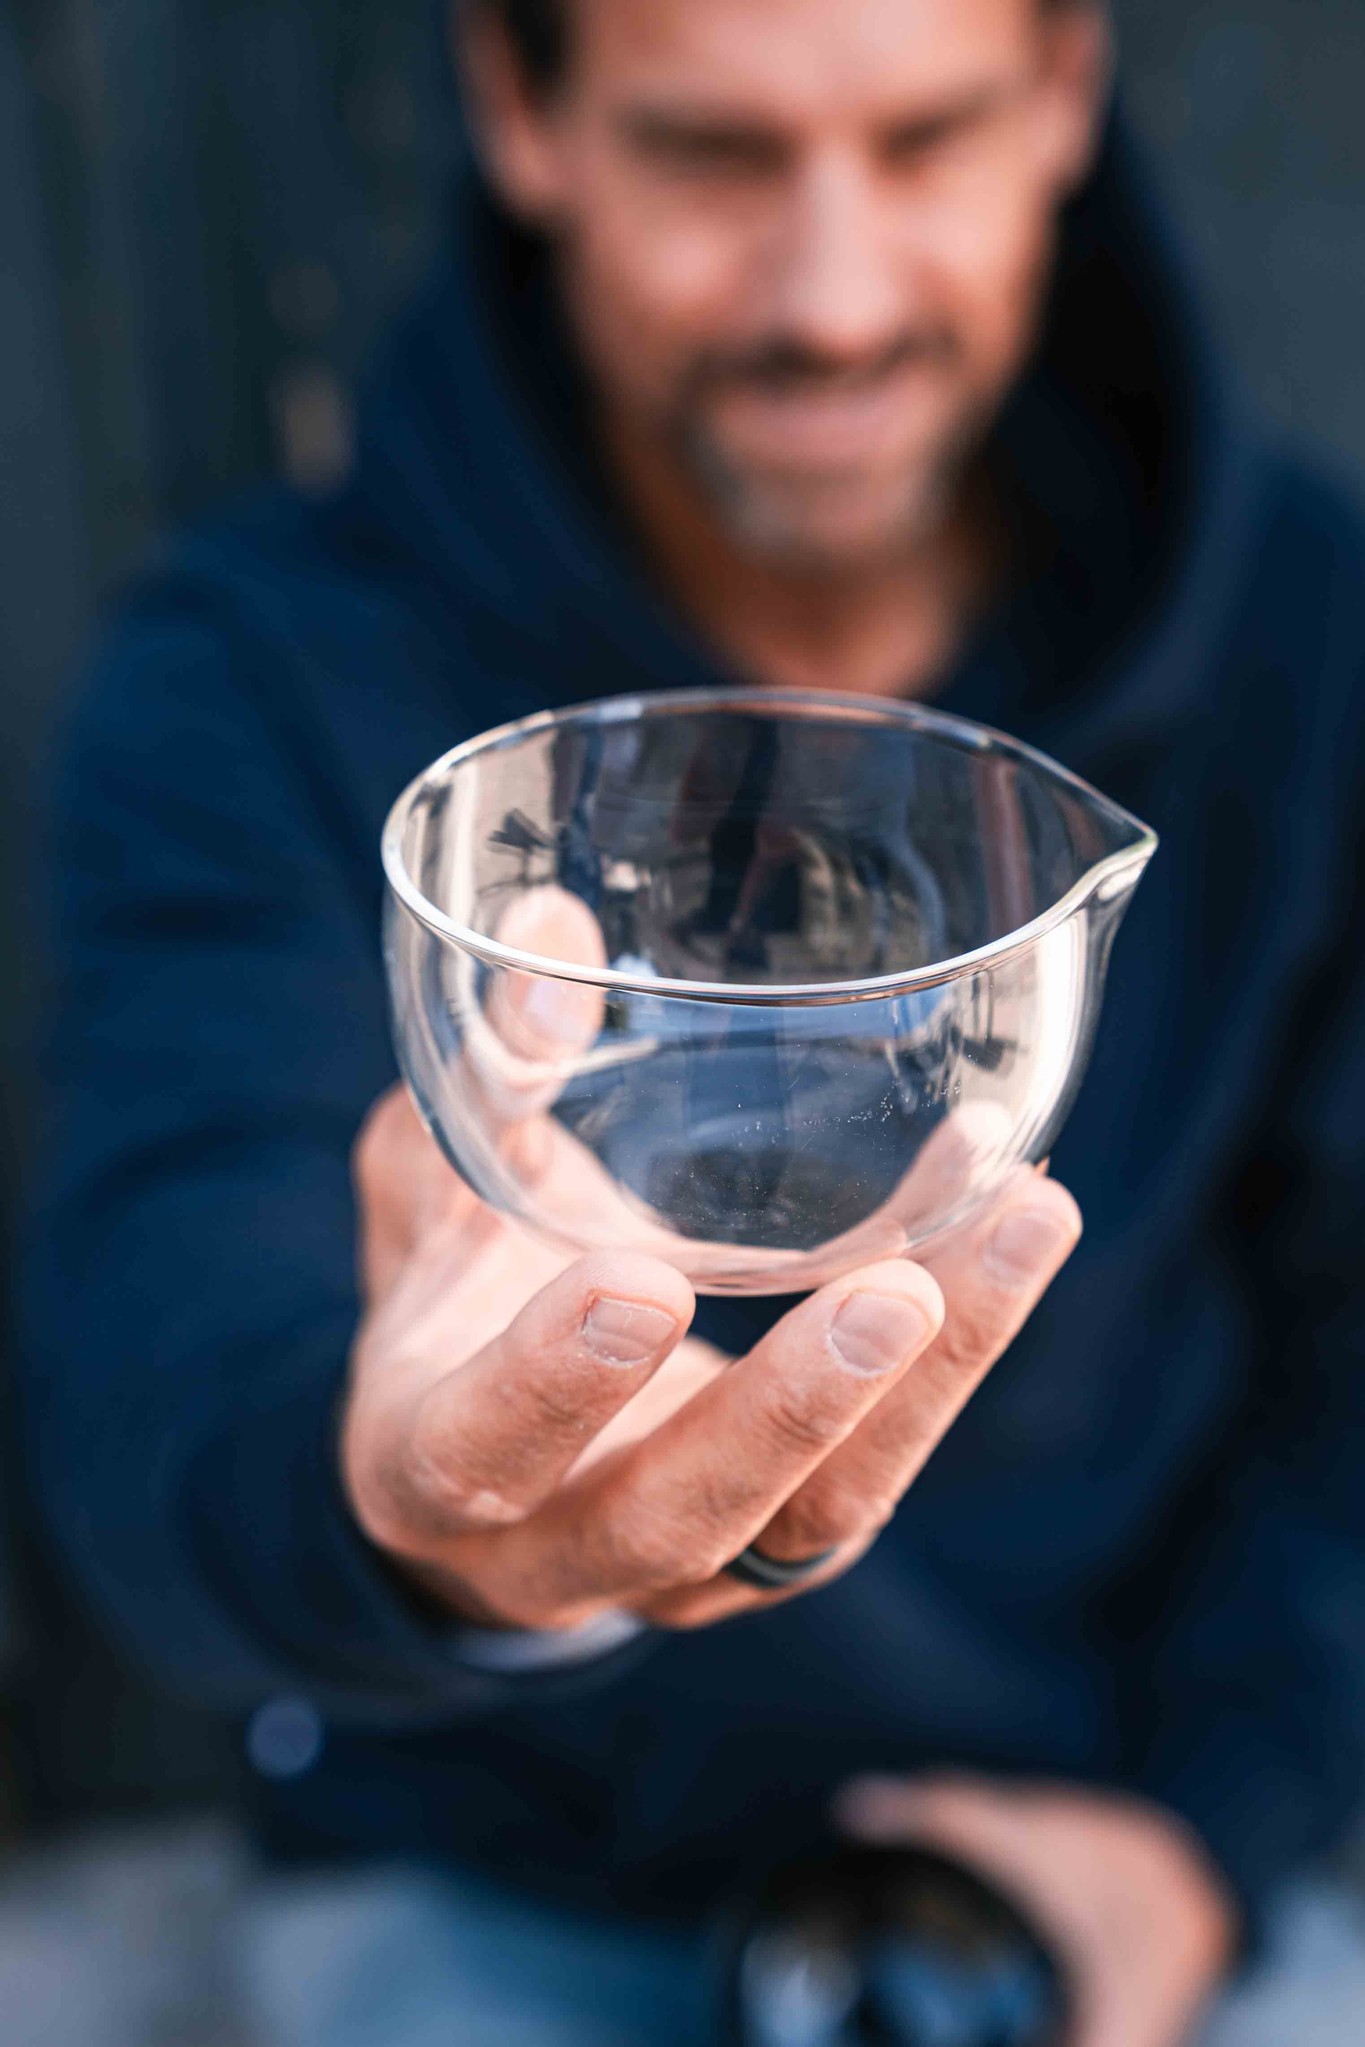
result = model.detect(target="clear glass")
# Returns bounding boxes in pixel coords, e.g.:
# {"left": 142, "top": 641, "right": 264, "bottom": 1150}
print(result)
{"left": 383, "top": 689, "right": 1156, "bottom": 1295}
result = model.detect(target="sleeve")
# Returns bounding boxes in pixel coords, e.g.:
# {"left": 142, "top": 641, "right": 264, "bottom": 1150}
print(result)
{"left": 21, "top": 599, "right": 648, "bottom": 1727}
{"left": 1114, "top": 811, "right": 1365, "bottom": 1937}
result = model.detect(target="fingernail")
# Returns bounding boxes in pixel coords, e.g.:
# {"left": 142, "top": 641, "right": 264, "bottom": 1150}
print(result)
{"left": 986, "top": 1203, "right": 1077, "bottom": 1285}
{"left": 583, "top": 1297, "right": 678, "bottom": 1369}
{"left": 830, "top": 1292, "right": 933, "bottom": 1377}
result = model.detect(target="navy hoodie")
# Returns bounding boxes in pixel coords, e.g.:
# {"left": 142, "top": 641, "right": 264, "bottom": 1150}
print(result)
{"left": 26, "top": 122, "right": 1365, "bottom": 1930}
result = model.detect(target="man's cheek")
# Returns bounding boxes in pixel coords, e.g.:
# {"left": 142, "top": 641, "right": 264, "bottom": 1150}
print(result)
{"left": 580, "top": 187, "right": 752, "bottom": 313}
{"left": 945, "top": 267, "right": 1047, "bottom": 407}
{"left": 575, "top": 300, "right": 708, "bottom": 428}
{"left": 922, "top": 202, "right": 1053, "bottom": 336}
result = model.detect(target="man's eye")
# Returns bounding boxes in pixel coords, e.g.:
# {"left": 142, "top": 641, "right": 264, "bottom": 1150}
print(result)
{"left": 882, "top": 94, "right": 1020, "bottom": 174}
{"left": 639, "top": 131, "right": 783, "bottom": 179}
{"left": 882, "top": 118, "right": 963, "bottom": 170}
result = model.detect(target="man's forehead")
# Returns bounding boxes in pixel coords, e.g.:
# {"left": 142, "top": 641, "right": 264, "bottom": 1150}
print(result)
{"left": 569, "top": 0, "right": 1042, "bottom": 113}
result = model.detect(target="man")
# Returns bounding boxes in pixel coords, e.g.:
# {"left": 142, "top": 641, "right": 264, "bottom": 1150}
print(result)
{"left": 26, "top": 1, "right": 1365, "bottom": 2042}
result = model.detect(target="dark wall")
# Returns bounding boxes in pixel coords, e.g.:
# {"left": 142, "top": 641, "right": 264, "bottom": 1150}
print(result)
{"left": 2, "top": 0, "right": 1363, "bottom": 1820}
{"left": 2, "top": 0, "right": 460, "bottom": 1820}
{"left": 1122, "top": 0, "right": 1365, "bottom": 474}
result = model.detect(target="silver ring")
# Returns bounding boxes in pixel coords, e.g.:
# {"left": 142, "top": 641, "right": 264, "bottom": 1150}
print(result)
{"left": 724, "top": 1544, "right": 839, "bottom": 1591}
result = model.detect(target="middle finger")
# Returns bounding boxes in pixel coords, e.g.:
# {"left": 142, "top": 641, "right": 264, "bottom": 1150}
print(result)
{"left": 719, "top": 1169, "right": 1082, "bottom": 1577}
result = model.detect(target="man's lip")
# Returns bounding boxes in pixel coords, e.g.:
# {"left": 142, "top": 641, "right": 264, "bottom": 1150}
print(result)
{"left": 710, "top": 370, "right": 944, "bottom": 465}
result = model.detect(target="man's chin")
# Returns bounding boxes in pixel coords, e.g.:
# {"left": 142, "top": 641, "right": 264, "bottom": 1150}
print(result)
{"left": 681, "top": 436, "right": 952, "bottom": 572}
{"left": 711, "top": 479, "right": 947, "bottom": 573}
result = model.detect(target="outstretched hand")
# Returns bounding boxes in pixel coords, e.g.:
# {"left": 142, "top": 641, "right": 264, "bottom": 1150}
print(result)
{"left": 341, "top": 1082, "right": 1080, "bottom": 1633}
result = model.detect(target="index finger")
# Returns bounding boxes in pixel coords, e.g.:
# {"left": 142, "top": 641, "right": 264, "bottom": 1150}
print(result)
{"left": 346, "top": 1248, "right": 695, "bottom": 1568}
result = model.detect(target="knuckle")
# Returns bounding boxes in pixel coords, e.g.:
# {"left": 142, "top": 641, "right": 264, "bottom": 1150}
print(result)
{"left": 769, "top": 1482, "right": 898, "bottom": 1566}
{"left": 856, "top": 1491, "right": 902, "bottom": 1541}
{"left": 768, "top": 1491, "right": 842, "bottom": 1557}
{"left": 520, "top": 1367, "right": 602, "bottom": 1442}
{"left": 595, "top": 1509, "right": 688, "bottom": 1591}
{"left": 403, "top": 1416, "right": 523, "bottom": 1536}
{"left": 631, "top": 1483, "right": 736, "bottom": 1587}
{"left": 670, "top": 1467, "right": 750, "bottom": 1569}
{"left": 408, "top": 1456, "right": 521, "bottom": 1537}
{"left": 679, "top": 1532, "right": 739, "bottom": 1587}
{"left": 760, "top": 1380, "right": 852, "bottom": 1458}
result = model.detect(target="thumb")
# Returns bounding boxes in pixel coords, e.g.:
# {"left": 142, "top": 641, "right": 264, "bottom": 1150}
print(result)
{"left": 834, "top": 1771, "right": 1024, "bottom": 1845}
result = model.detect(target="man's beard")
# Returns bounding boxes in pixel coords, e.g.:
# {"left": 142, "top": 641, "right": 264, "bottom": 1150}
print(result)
{"left": 662, "top": 331, "right": 982, "bottom": 572}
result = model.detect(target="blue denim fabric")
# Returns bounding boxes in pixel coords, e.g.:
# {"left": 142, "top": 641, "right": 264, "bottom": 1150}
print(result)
{"left": 238, "top": 1865, "right": 1365, "bottom": 2047}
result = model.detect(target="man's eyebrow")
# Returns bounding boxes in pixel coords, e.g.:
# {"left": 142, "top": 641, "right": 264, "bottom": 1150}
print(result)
{"left": 613, "top": 102, "right": 790, "bottom": 150}
{"left": 611, "top": 74, "right": 1033, "bottom": 153}
{"left": 879, "top": 75, "right": 1033, "bottom": 147}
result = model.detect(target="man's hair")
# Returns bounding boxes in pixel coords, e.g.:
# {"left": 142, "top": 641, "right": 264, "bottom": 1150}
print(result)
{"left": 483, "top": 0, "right": 1086, "bottom": 90}
{"left": 485, "top": 0, "right": 567, "bottom": 87}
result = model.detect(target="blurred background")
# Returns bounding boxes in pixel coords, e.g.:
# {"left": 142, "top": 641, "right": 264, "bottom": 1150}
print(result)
{"left": 1, "top": 0, "right": 1363, "bottom": 2039}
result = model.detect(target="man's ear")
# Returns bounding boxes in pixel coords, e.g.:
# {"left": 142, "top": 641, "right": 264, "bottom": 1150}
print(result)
{"left": 452, "top": 2, "right": 568, "bottom": 224}
{"left": 1036, "top": 2, "right": 1115, "bottom": 196}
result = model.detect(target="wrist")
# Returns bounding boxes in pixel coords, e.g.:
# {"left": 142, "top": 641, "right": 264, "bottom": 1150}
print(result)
{"left": 373, "top": 1542, "right": 647, "bottom": 1671}
{"left": 359, "top": 1514, "right": 648, "bottom": 1671}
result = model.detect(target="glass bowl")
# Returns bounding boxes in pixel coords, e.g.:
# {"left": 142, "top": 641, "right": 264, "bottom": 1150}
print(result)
{"left": 383, "top": 688, "right": 1156, "bottom": 1295}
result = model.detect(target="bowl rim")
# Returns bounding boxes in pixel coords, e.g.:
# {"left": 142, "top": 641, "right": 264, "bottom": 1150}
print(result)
{"left": 381, "top": 686, "right": 1158, "bottom": 1006}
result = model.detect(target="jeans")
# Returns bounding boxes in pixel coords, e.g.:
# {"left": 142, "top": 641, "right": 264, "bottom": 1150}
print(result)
{"left": 238, "top": 1859, "right": 1365, "bottom": 2047}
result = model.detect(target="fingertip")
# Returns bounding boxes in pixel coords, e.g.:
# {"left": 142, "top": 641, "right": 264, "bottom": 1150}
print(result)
{"left": 982, "top": 1177, "right": 1082, "bottom": 1288}
{"left": 838, "top": 1257, "right": 947, "bottom": 1335}
{"left": 494, "top": 884, "right": 609, "bottom": 969}
{"left": 812, "top": 1259, "right": 947, "bottom": 1377}
{"left": 563, "top": 1249, "right": 697, "bottom": 1329}
{"left": 1026, "top": 1176, "right": 1083, "bottom": 1247}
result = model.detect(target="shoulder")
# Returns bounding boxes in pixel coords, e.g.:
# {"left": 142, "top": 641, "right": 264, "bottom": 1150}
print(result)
{"left": 78, "top": 483, "right": 414, "bottom": 717}
{"left": 60, "top": 508, "right": 319, "bottom": 870}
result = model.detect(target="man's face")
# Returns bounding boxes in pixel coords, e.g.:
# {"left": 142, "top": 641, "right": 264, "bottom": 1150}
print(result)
{"left": 473, "top": 0, "right": 1105, "bottom": 569}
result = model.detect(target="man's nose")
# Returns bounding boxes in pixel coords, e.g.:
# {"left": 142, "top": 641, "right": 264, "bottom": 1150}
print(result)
{"left": 765, "top": 152, "right": 909, "bottom": 366}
